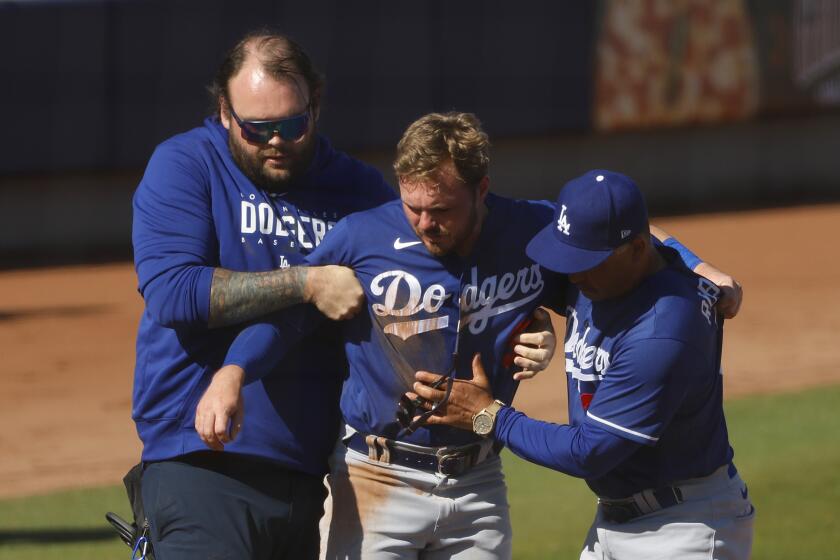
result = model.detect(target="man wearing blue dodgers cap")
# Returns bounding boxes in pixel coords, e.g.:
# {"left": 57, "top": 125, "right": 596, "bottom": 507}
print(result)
{"left": 528, "top": 170, "right": 650, "bottom": 277}
{"left": 411, "top": 169, "right": 755, "bottom": 559}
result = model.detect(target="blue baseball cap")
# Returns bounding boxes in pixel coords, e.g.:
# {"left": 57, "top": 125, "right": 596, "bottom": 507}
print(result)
{"left": 526, "top": 170, "right": 648, "bottom": 274}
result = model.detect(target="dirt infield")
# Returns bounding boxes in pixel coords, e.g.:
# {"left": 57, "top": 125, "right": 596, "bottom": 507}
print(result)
{"left": 1, "top": 204, "right": 838, "bottom": 498}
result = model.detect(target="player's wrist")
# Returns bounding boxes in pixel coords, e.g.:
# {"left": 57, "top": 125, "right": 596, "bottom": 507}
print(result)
{"left": 214, "top": 364, "right": 245, "bottom": 386}
{"left": 301, "top": 266, "right": 317, "bottom": 303}
{"left": 663, "top": 236, "right": 703, "bottom": 270}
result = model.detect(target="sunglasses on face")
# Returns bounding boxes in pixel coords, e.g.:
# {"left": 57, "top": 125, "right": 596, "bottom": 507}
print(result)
{"left": 228, "top": 104, "right": 311, "bottom": 143}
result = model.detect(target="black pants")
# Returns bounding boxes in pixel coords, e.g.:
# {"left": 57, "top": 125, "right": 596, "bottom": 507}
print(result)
{"left": 141, "top": 451, "right": 326, "bottom": 560}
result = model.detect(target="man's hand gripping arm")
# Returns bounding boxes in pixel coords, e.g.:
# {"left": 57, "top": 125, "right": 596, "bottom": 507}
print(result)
{"left": 207, "top": 264, "right": 364, "bottom": 327}
{"left": 509, "top": 308, "right": 556, "bottom": 381}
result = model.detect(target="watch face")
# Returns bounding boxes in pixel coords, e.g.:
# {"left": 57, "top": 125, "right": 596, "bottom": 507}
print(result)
{"left": 474, "top": 412, "right": 493, "bottom": 435}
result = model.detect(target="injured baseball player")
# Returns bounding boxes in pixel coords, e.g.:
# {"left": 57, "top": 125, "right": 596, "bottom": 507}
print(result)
{"left": 199, "top": 114, "right": 744, "bottom": 559}
{"left": 410, "top": 170, "right": 755, "bottom": 560}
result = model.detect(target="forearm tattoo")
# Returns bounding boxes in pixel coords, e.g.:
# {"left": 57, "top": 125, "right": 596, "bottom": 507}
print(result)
{"left": 208, "top": 267, "right": 308, "bottom": 328}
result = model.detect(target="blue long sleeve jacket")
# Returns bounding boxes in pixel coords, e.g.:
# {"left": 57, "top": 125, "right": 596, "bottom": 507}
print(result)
{"left": 131, "top": 117, "right": 395, "bottom": 475}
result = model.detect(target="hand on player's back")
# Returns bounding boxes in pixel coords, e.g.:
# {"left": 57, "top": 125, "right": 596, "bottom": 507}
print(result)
{"left": 304, "top": 265, "right": 365, "bottom": 320}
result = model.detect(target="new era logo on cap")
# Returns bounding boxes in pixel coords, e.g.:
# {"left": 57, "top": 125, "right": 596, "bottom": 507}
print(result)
{"left": 526, "top": 170, "right": 649, "bottom": 274}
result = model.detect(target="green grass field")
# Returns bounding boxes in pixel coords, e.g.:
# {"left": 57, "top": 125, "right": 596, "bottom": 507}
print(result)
{"left": 2, "top": 384, "right": 839, "bottom": 559}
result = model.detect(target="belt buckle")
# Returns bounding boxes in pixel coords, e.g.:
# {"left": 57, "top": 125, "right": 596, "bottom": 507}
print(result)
{"left": 435, "top": 445, "right": 477, "bottom": 477}
{"left": 600, "top": 502, "right": 639, "bottom": 524}
{"left": 598, "top": 498, "right": 641, "bottom": 524}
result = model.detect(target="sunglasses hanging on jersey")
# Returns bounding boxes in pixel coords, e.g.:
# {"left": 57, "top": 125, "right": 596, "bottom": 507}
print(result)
{"left": 228, "top": 103, "right": 311, "bottom": 143}
{"left": 395, "top": 314, "right": 462, "bottom": 437}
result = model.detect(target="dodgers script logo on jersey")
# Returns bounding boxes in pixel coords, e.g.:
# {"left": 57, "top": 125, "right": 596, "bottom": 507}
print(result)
{"left": 369, "top": 264, "right": 544, "bottom": 340}
{"left": 565, "top": 307, "right": 612, "bottom": 382}
{"left": 239, "top": 193, "right": 337, "bottom": 250}
{"left": 564, "top": 306, "right": 611, "bottom": 411}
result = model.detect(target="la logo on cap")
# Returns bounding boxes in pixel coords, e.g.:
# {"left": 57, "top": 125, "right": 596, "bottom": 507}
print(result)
{"left": 526, "top": 169, "right": 648, "bottom": 274}
{"left": 557, "top": 204, "right": 571, "bottom": 236}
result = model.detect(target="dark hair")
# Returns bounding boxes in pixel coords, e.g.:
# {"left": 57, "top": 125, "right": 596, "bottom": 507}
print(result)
{"left": 208, "top": 30, "right": 324, "bottom": 116}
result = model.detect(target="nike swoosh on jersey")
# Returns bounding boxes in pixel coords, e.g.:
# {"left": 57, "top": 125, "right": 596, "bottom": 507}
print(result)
{"left": 393, "top": 238, "right": 423, "bottom": 250}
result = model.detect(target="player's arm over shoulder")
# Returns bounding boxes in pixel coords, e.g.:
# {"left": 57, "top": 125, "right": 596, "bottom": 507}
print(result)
{"left": 651, "top": 224, "right": 743, "bottom": 318}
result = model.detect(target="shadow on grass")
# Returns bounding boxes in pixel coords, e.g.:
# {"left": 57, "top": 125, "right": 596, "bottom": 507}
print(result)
{"left": 0, "top": 527, "right": 118, "bottom": 545}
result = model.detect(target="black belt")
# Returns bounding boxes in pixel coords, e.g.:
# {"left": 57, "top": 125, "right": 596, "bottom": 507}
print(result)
{"left": 345, "top": 432, "right": 500, "bottom": 477}
{"left": 598, "top": 463, "right": 738, "bottom": 524}
{"left": 598, "top": 487, "right": 684, "bottom": 524}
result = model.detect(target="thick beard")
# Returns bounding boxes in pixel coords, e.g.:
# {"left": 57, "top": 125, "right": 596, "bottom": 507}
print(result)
{"left": 227, "top": 133, "right": 316, "bottom": 193}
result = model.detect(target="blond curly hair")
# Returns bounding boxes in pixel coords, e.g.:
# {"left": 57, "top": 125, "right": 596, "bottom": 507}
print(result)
{"left": 393, "top": 112, "right": 490, "bottom": 187}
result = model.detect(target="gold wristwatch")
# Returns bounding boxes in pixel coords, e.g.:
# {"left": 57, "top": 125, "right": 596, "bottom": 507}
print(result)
{"left": 472, "top": 400, "right": 506, "bottom": 437}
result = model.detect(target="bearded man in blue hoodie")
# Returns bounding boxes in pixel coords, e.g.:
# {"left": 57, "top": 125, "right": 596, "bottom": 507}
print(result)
{"left": 130, "top": 31, "right": 398, "bottom": 559}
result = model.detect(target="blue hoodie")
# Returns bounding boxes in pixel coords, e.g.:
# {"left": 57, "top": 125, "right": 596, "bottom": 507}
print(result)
{"left": 131, "top": 117, "right": 395, "bottom": 475}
